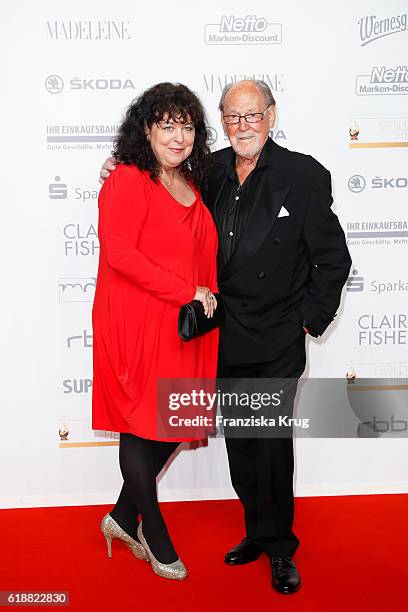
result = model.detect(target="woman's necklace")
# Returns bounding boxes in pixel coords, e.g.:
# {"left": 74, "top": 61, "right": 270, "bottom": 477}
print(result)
{"left": 160, "top": 168, "right": 176, "bottom": 188}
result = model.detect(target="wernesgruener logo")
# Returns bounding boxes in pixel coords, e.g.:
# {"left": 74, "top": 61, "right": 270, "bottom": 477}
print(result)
{"left": 358, "top": 13, "right": 407, "bottom": 46}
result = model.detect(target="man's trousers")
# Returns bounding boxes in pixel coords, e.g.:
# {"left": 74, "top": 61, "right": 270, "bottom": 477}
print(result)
{"left": 217, "top": 334, "right": 306, "bottom": 557}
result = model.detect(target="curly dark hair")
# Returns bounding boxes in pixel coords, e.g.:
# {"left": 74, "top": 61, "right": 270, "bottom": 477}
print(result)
{"left": 113, "top": 82, "right": 211, "bottom": 188}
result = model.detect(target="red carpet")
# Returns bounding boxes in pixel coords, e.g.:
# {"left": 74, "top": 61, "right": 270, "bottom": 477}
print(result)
{"left": 2, "top": 495, "right": 407, "bottom": 611}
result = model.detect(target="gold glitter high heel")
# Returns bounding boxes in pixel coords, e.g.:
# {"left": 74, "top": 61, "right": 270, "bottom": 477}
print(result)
{"left": 101, "top": 513, "right": 148, "bottom": 561}
{"left": 137, "top": 522, "right": 187, "bottom": 580}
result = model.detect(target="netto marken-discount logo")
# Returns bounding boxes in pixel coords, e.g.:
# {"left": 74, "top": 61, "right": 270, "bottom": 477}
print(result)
{"left": 205, "top": 15, "right": 282, "bottom": 45}
{"left": 358, "top": 13, "right": 407, "bottom": 46}
{"left": 356, "top": 66, "right": 408, "bottom": 95}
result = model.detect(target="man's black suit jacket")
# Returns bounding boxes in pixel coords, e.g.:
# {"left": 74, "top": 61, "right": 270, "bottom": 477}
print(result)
{"left": 204, "top": 138, "right": 352, "bottom": 366}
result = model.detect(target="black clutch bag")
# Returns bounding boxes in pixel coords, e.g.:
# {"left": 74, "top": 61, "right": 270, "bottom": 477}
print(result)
{"left": 178, "top": 293, "right": 224, "bottom": 341}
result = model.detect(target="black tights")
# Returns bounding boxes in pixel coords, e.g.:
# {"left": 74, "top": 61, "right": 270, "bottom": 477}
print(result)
{"left": 110, "top": 433, "right": 179, "bottom": 564}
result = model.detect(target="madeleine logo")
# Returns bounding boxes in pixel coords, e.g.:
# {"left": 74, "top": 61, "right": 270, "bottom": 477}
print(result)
{"left": 203, "top": 73, "right": 284, "bottom": 94}
{"left": 358, "top": 13, "right": 407, "bottom": 46}
{"left": 46, "top": 20, "right": 132, "bottom": 40}
{"left": 205, "top": 15, "right": 282, "bottom": 45}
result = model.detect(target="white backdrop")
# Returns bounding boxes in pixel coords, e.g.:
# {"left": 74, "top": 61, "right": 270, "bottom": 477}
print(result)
{"left": 1, "top": 0, "right": 408, "bottom": 508}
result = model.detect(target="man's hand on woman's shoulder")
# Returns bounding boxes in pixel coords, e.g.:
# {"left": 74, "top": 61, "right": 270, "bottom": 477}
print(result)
{"left": 99, "top": 156, "right": 117, "bottom": 185}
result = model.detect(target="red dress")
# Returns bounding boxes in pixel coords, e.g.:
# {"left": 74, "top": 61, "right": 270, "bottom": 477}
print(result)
{"left": 92, "top": 164, "right": 219, "bottom": 441}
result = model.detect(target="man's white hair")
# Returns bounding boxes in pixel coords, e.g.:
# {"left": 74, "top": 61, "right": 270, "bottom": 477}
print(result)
{"left": 218, "top": 79, "right": 276, "bottom": 112}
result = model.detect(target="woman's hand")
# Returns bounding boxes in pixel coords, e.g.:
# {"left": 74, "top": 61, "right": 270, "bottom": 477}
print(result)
{"left": 194, "top": 287, "right": 217, "bottom": 318}
{"left": 99, "top": 157, "right": 117, "bottom": 185}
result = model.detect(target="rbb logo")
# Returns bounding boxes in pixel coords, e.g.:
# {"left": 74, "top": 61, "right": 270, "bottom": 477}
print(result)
{"left": 220, "top": 15, "right": 268, "bottom": 33}
{"left": 66, "top": 330, "right": 93, "bottom": 348}
{"left": 358, "top": 415, "right": 408, "bottom": 435}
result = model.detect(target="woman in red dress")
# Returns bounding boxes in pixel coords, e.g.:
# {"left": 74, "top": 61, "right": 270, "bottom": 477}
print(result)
{"left": 92, "top": 83, "right": 219, "bottom": 580}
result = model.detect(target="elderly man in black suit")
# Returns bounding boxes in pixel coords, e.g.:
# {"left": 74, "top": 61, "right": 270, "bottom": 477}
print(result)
{"left": 99, "top": 79, "right": 351, "bottom": 594}
{"left": 205, "top": 79, "right": 351, "bottom": 594}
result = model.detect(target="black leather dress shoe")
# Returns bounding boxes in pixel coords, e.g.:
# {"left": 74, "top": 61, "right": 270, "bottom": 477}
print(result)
{"left": 271, "top": 556, "right": 301, "bottom": 594}
{"left": 224, "top": 537, "right": 263, "bottom": 565}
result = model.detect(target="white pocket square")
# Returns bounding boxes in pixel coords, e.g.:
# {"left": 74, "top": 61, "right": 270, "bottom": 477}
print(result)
{"left": 277, "top": 206, "right": 290, "bottom": 218}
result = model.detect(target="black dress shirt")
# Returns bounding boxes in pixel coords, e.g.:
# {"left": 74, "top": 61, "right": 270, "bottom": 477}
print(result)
{"left": 215, "top": 142, "right": 268, "bottom": 266}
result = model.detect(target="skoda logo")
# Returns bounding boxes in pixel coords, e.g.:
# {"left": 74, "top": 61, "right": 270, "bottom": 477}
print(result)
{"left": 45, "top": 75, "right": 64, "bottom": 94}
{"left": 206, "top": 126, "right": 218, "bottom": 146}
{"left": 348, "top": 175, "right": 366, "bottom": 193}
